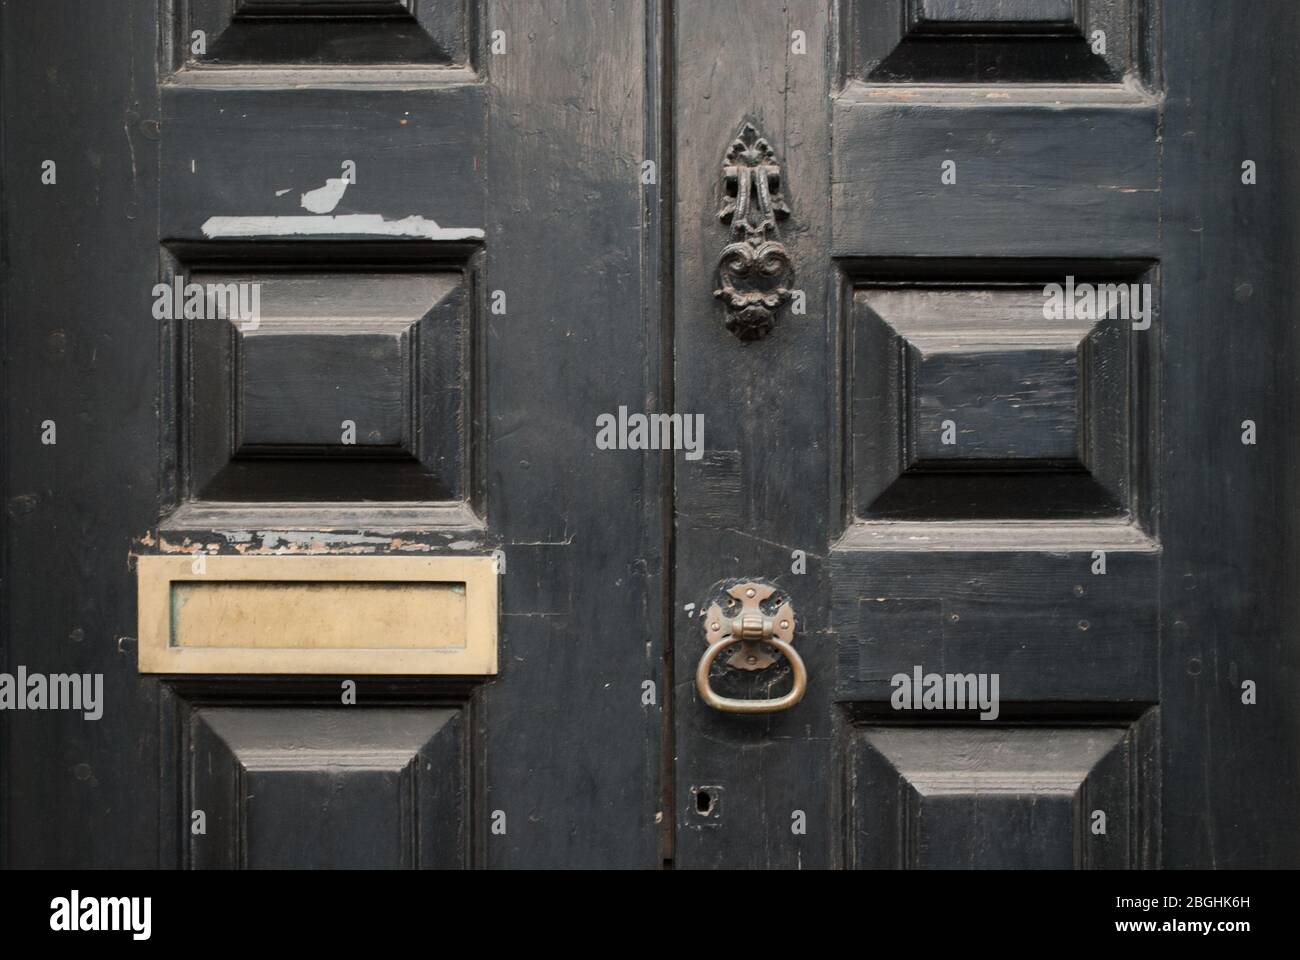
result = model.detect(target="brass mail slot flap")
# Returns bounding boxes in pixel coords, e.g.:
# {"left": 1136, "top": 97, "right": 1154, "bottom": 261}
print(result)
{"left": 137, "top": 555, "right": 498, "bottom": 675}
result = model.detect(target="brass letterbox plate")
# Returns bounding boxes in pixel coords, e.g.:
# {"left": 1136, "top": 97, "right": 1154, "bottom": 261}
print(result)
{"left": 136, "top": 555, "right": 498, "bottom": 675}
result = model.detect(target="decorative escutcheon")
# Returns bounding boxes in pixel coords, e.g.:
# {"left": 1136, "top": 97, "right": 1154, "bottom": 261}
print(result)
{"left": 714, "top": 123, "right": 794, "bottom": 342}
{"left": 696, "top": 581, "right": 807, "bottom": 714}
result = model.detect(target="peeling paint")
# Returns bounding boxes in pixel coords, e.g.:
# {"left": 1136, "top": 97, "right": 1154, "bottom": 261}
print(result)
{"left": 254, "top": 530, "right": 391, "bottom": 549}
{"left": 200, "top": 214, "right": 485, "bottom": 240}
{"left": 299, "top": 176, "right": 350, "bottom": 214}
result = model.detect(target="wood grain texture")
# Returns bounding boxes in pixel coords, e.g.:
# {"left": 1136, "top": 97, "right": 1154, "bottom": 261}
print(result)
{"left": 2, "top": 0, "right": 664, "bottom": 869}
{"left": 848, "top": 716, "right": 1158, "bottom": 868}
{"left": 5, "top": 0, "right": 1300, "bottom": 873}
{"left": 186, "top": 707, "right": 466, "bottom": 868}
{"left": 831, "top": 546, "right": 1159, "bottom": 703}
{"left": 1157, "top": 0, "right": 1300, "bottom": 866}
{"left": 833, "top": 98, "right": 1160, "bottom": 258}
{"left": 160, "top": 86, "right": 485, "bottom": 239}
{"left": 480, "top": 0, "right": 665, "bottom": 867}
{"left": 186, "top": 270, "right": 469, "bottom": 501}
{"left": 911, "top": 345, "right": 1081, "bottom": 461}
{"left": 673, "top": 0, "right": 835, "bottom": 869}
{"left": 826, "top": 0, "right": 1165, "bottom": 869}
{"left": 846, "top": 0, "right": 1143, "bottom": 82}
{"left": 2, "top": 0, "right": 164, "bottom": 867}
{"left": 851, "top": 282, "right": 1149, "bottom": 520}
{"left": 914, "top": 0, "right": 1079, "bottom": 28}
{"left": 181, "top": 0, "right": 466, "bottom": 68}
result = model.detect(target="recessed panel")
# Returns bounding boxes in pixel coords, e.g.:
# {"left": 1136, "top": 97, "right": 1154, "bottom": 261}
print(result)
{"left": 176, "top": 0, "right": 468, "bottom": 69}
{"left": 832, "top": 103, "right": 1159, "bottom": 259}
{"left": 186, "top": 270, "right": 469, "bottom": 502}
{"left": 848, "top": 0, "right": 1141, "bottom": 83}
{"left": 235, "top": 0, "right": 414, "bottom": 17}
{"left": 910, "top": 345, "right": 1080, "bottom": 463}
{"left": 910, "top": 0, "right": 1080, "bottom": 33}
{"left": 850, "top": 278, "right": 1150, "bottom": 521}
{"left": 830, "top": 528, "right": 1159, "bottom": 704}
{"left": 237, "top": 322, "right": 412, "bottom": 455}
{"left": 187, "top": 707, "right": 465, "bottom": 868}
{"left": 847, "top": 720, "right": 1157, "bottom": 869}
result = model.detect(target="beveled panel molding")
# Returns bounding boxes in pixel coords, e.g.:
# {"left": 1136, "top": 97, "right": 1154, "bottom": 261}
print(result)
{"left": 137, "top": 555, "right": 498, "bottom": 675}
{"left": 843, "top": 0, "right": 1154, "bottom": 85}
{"left": 167, "top": 0, "right": 472, "bottom": 77}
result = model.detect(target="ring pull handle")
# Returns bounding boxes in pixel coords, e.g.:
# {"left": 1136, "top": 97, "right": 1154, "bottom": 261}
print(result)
{"left": 695, "top": 582, "right": 807, "bottom": 714}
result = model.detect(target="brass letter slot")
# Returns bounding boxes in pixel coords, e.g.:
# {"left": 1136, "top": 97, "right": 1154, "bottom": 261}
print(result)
{"left": 136, "top": 555, "right": 497, "bottom": 675}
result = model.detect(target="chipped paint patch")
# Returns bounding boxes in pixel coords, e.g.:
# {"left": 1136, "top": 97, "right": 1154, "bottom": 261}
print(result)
{"left": 255, "top": 530, "right": 391, "bottom": 549}
{"left": 201, "top": 214, "right": 485, "bottom": 240}
{"left": 300, "top": 177, "right": 350, "bottom": 214}
{"left": 146, "top": 527, "right": 479, "bottom": 558}
{"left": 389, "top": 538, "right": 437, "bottom": 552}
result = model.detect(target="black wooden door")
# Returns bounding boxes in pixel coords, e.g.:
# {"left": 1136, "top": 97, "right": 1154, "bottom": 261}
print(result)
{"left": 3, "top": 0, "right": 665, "bottom": 868}
{"left": 672, "top": 0, "right": 1300, "bottom": 869}
{"left": 4, "top": 1, "right": 1300, "bottom": 872}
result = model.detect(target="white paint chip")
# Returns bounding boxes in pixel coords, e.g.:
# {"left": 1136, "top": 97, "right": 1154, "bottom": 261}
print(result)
{"left": 300, "top": 177, "right": 350, "bottom": 214}
{"left": 200, "top": 214, "right": 485, "bottom": 240}
{"left": 274, "top": 188, "right": 291, "bottom": 197}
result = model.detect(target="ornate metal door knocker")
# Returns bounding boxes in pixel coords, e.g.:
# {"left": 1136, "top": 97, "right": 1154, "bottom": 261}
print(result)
{"left": 714, "top": 122, "right": 794, "bottom": 342}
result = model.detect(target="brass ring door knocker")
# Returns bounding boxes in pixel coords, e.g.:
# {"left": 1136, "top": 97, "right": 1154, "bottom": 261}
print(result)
{"left": 696, "top": 581, "right": 807, "bottom": 714}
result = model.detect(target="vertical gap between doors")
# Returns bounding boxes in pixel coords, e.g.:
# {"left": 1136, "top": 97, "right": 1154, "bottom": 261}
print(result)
{"left": 652, "top": 0, "right": 677, "bottom": 870}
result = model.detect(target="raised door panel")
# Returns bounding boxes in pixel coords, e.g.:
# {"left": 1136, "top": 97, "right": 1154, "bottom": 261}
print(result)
{"left": 186, "top": 707, "right": 466, "bottom": 868}
{"left": 830, "top": 0, "right": 1163, "bottom": 869}
{"left": 848, "top": 719, "right": 1157, "bottom": 869}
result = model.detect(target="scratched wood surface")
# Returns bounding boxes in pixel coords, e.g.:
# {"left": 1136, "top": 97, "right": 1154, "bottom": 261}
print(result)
{"left": 1, "top": 0, "right": 666, "bottom": 868}
{"left": 3, "top": 0, "right": 1299, "bottom": 870}
{"left": 673, "top": 0, "right": 1300, "bottom": 870}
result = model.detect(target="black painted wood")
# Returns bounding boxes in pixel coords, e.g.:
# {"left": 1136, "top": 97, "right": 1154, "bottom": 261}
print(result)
{"left": 848, "top": 0, "right": 1139, "bottom": 82}
{"left": 3, "top": 0, "right": 164, "bottom": 867}
{"left": 849, "top": 717, "right": 1158, "bottom": 868}
{"left": 673, "top": 0, "right": 836, "bottom": 870}
{"left": 851, "top": 278, "right": 1150, "bottom": 520}
{"left": 236, "top": 0, "right": 415, "bottom": 17}
{"left": 186, "top": 269, "right": 469, "bottom": 501}
{"left": 673, "top": 0, "right": 1299, "bottom": 871}
{"left": 1159, "top": 1, "right": 1300, "bottom": 866}
{"left": 4, "top": 0, "right": 1300, "bottom": 872}
{"left": 832, "top": 97, "right": 1160, "bottom": 258}
{"left": 2, "top": 0, "right": 664, "bottom": 869}
{"left": 825, "top": 0, "right": 1167, "bottom": 867}
{"left": 182, "top": 0, "right": 464, "bottom": 67}
{"left": 187, "top": 706, "right": 466, "bottom": 868}
{"left": 480, "top": 0, "right": 664, "bottom": 868}
{"left": 912, "top": 0, "right": 1080, "bottom": 31}
{"left": 832, "top": 537, "right": 1159, "bottom": 704}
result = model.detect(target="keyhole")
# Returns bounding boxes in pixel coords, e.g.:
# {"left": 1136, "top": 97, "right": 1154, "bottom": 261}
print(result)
{"left": 695, "top": 789, "right": 715, "bottom": 816}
